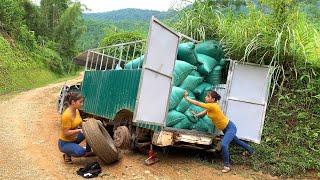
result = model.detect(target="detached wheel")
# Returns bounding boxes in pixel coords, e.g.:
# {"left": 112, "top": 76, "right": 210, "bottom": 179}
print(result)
{"left": 113, "top": 126, "right": 131, "bottom": 149}
{"left": 83, "top": 119, "right": 119, "bottom": 164}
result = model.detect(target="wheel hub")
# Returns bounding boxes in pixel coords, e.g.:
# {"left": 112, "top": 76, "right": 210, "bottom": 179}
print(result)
{"left": 113, "top": 126, "right": 131, "bottom": 149}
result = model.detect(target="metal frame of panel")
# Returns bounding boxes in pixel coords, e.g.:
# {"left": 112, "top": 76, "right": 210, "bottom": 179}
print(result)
{"left": 133, "top": 17, "right": 180, "bottom": 127}
{"left": 224, "top": 61, "right": 274, "bottom": 143}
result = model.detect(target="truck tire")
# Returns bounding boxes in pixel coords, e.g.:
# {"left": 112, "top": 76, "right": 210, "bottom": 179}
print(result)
{"left": 113, "top": 126, "right": 131, "bottom": 149}
{"left": 83, "top": 119, "right": 119, "bottom": 164}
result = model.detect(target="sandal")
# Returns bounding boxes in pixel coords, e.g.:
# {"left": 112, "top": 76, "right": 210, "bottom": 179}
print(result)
{"left": 221, "top": 166, "right": 231, "bottom": 173}
{"left": 63, "top": 154, "right": 72, "bottom": 164}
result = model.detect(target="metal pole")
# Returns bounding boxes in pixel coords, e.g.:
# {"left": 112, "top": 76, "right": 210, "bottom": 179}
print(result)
{"left": 90, "top": 51, "right": 95, "bottom": 70}
{"left": 132, "top": 42, "right": 137, "bottom": 59}
{"left": 105, "top": 48, "right": 110, "bottom": 70}
{"left": 118, "top": 45, "right": 123, "bottom": 68}
{"left": 85, "top": 51, "right": 90, "bottom": 71}
{"left": 95, "top": 52, "right": 100, "bottom": 70}
{"left": 125, "top": 45, "right": 130, "bottom": 63}
{"left": 92, "top": 40, "right": 146, "bottom": 51}
{"left": 179, "top": 33, "right": 199, "bottom": 43}
{"left": 112, "top": 48, "right": 117, "bottom": 69}
{"left": 100, "top": 49, "right": 105, "bottom": 70}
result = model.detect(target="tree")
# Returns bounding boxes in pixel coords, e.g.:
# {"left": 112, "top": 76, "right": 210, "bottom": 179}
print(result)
{"left": 40, "top": 0, "right": 69, "bottom": 38}
{"left": 21, "top": 0, "right": 42, "bottom": 36}
{"left": 53, "top": 2, "right": 85, "bottom": 58}
{"left": 100, "top": 31, "right": 144, "bottom": 47}
{"left": 0, "top": 0, "right": 25, "bottom": 37}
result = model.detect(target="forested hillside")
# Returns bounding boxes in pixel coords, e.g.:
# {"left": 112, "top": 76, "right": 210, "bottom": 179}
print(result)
{"left": 0, "top": 0, "right": 84, "bottom": 94}
{"left": 77, "top": 8, "right": 176, "bottom": 51}
{"left": 83, "top": 8, "right": 175, "bottom": 21}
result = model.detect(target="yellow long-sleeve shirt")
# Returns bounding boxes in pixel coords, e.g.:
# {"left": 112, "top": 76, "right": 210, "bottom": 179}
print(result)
{"left": 199, "top": 102, "right": 229, "bottom": 130}
{"left": 60, "top": 108, "right": 82, "bottom": 142}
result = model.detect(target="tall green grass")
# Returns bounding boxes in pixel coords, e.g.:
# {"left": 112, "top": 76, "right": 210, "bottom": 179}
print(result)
{"left": 174, "top": 1, "right": 320, "bottom": 68}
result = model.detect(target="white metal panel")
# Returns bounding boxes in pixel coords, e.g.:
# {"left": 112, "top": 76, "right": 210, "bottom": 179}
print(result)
{"left": 228, "top": 64, "right": 270, "bottom": 104}
{"left": 134, "top": 69, "right": 172, "bottom": 125}
{"left": 133, "top": 17, "right": 180, "bottom": 126}
{"left": 144, "top": 21, "right": 179, "bottom": 76}
{"left": 225, "top": 61, "right": 272, "bottom": 144}
{"left": 226, "top": 100, "right": 265, "bottom": 143}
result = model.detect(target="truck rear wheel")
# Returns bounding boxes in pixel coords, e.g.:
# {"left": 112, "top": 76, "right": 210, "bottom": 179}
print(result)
{"left": 113, "top": 126, "right": 131, "bottom": 149}
{"left": 83, "top": 119, "right": 119, "bottom": 164}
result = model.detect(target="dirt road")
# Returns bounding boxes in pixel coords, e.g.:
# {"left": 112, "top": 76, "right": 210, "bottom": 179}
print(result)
{"left": 0, "top": 74, "right": 277, "bottom": 180}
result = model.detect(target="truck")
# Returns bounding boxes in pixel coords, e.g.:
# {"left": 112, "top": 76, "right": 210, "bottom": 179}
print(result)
{"left": 57, "top": 17, "right": 274, "bottom": 164}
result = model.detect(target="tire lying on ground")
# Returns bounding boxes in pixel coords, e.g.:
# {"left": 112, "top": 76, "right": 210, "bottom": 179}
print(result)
{"left": 83, "top": 119, "right": 119, "bottom": 164}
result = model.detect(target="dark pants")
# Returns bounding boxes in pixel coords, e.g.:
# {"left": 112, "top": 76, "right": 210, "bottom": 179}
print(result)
{"left": 221, "top": 121, "right": 254, "bottom": 166}
{"left": 58, "top": 133, "right": 91, "bottom": 157}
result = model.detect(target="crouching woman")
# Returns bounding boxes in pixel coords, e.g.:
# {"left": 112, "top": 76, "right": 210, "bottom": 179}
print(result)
{"left": 58, "top": 92, "right": 93, "bottom": 164}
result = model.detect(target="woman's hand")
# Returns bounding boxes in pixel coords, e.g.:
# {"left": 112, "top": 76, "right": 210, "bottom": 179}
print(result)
{"left": 190, "top": 110, "right": 200, "bottom": 119}
{"left": 78, "top": 129, "right": 83, "bottom": 134}
{"left": 184, "top": 91, "right": 189, "bottom": 98}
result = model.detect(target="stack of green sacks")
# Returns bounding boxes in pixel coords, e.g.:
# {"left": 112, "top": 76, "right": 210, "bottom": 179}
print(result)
{"left": 124, "top": 40, "right": 227, "bottom": 134}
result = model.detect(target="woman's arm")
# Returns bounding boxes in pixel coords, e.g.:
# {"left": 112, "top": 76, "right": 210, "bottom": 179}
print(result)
{"left": 184, "top": 91, "right": 203, "bottom": 106}
{"left": 62, "top": 128, "right": 82, "bottom": 137}
{"left": 195, "top": 110, "right": 207, "bottom": 118}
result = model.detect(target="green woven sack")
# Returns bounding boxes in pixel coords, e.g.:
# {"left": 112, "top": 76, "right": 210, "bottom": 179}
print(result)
{"left": 191, "top": 119, "right": 208, "bottom": 132}
{"left": 177, "top": 42, "right": 198, "bottom": 66}
{"left": 195, "top": 40, "right": 224, "bottom": 61}
{"left": 166, "top": 110, "right": 187, "bottom": 127}
{"left": 190, "top": 70, "right": 201, "bottom": 77}
{"left": 205, "top": 65, "right": 222, "bottom": 85}
{"left": 220, "top": 58, "right": 227, "bottom": 66}
{"left": 169, "top": 86, "right": 185, "bottom": 110}
{"left": 202, "top": 115, "right": 216, "bottom": 134}
{"left": 176, "top": 91, "right": 195, "bottom": 113}
{"left": 197, "top": 54, "right": 219, "bottom": 75}
{"left": 184, "top": 110, "right": 199, "bottom": 123}
{"left": 124, "top": 55, "right": 144, "bottom": 69}
{"left": 180, "top": 75, "right": 203, "bottom": 91}
{"left": 189, "top": 104, "right": 205, "bottom": 113}
{"left": 173, "top": 60, "right": 196, "bottom": 86}
{"left": 184, "top": 104, "right": 204, "bottom": 123}
{"left": 193, "top": 83, "right": 213, "bottom": 97}
{"left": 173, "top": 118, "right": 192, "bottom": 129}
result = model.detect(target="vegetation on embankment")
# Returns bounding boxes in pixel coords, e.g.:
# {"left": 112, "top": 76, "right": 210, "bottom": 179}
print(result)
{"left": 0, "top": 0, "right": 84, "bottom": 94}
{"left": 172, "top": 0, "right": 320, "bottom": 177}
{"left": 0, "top": 36, "right": 80, "bottom": 94}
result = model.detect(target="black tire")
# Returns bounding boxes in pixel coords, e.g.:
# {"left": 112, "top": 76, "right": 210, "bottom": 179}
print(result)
{"left": 83, "top": 119, "right": 119, "bottom": 164}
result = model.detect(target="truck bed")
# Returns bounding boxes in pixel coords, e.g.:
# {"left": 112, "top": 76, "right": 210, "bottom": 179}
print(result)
{"left": 81, "top": 69, "right": 141, "bottom": 120}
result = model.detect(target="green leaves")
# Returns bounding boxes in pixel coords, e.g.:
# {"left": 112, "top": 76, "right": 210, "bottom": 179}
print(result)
{"left": 0, "top": 0, "right": 25, "bottom": 37}
{"left": 53, "top": 2, "right": 85, "bottom": 58}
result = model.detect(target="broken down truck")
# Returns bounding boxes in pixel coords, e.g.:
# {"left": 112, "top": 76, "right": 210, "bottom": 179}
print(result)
{"left": 57, "top": 17, "right": 274, "bottom": 164}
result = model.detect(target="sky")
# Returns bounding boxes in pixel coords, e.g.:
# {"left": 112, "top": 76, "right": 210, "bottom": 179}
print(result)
{"left": 31, "top": 0, "right": 192, "bottom": 13}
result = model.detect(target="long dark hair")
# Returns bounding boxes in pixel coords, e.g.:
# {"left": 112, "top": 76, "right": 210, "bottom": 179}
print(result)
{"left": 209, "top": 90, "right": 221, "bottom": 102}
{"left": 66, "top": 92, "right": 83, "bottom": 106}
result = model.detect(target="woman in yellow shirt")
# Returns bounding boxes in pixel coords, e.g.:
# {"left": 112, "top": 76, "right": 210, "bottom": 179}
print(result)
{"left": 184, "top": 90, "right": 253, "bottom": 173}
{"left": 58, "top": 92, "right": 93, "bottom": 164}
